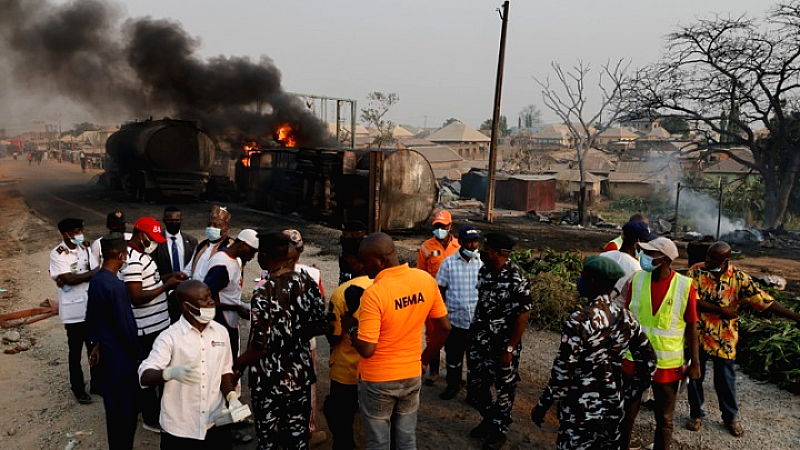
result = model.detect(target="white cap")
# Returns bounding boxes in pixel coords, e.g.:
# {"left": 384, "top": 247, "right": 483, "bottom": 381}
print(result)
{"left": 638, "top": 237, "right": 679, "bottom": 261}
{"left": 237, "top": 229, "right": 259, "bottom": 250}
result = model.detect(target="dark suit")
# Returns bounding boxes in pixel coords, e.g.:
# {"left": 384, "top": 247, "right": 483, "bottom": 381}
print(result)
{"left": 154, "top": 231, "right": 198, "bottom": 278}
{"left": 154, "top": 231, "right": 197, "bottom": 323}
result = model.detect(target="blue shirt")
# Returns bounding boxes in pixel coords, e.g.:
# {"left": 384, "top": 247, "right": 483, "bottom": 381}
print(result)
{"left": 435, "top": 251, "right": 482, "bottom": 329}
{"left": 87, "top": 268, "right": 141, "bottom": 415}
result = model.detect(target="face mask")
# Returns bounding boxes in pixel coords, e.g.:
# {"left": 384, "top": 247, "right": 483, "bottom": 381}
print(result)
{"left": 143, "top": 238, "right": 158, "bottom": 254}
{"left": 577, "top": 277, "right": 592, "bottom": 298}
{"left": 709, "top": 260, "right": 728, "bottom": 273}
{"left": 432, "top": 228, "right": 449, "bottom": 240}
{"left": 205, "top": 226, "right": 222, "bottom": 241}
{"left": 187, "top": 304, "right": 216, "bottom": 324}
{"left": 70, "top": 233, "right": 85, "bottom": 245}
{"left": 640, "top": 254, "right": 660, "bottom": 272}
{"left": 460, "top": 248, "right": 480, "bottom": 260}
{"left": 165, "top": 222, "right": 181, "bottom": 235}
{"left": 635, "top": 249, "right": 643, "bottom": 260}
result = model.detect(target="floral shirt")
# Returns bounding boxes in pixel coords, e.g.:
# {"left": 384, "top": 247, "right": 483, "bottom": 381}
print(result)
{"left": 687, "top": 263, "right": 774, "bottom": 359}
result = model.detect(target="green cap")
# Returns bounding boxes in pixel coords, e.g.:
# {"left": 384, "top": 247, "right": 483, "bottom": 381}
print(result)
{"left": 583, "top": 255, "right": 626, "bottom": 281}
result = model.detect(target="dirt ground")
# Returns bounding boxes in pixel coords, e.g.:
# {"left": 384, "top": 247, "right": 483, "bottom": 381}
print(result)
{"left": 0, "top": 158, "right": 798, "bottom": 449}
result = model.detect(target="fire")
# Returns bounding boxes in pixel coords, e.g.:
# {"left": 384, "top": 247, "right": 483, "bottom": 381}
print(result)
{"left": 241, "top": 141, "right": 259, "bottom": 167}
{"left": 276, "top": 123, "right": 297, "bottom": 147}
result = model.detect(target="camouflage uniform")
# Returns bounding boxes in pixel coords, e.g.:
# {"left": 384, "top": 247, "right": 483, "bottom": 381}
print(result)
{"left": 249, "top": 270, "right": 328, "bottom": 450}
{"left": 535, "top": 295, "right": 657, "bottom": 450}
{"left": 466, "top": 260, "right": 532, "bottom": 434}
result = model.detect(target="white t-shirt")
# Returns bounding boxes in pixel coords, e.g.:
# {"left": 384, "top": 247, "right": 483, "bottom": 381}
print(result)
{"left": 205, "top": 251, "right": 244, "bottom": 328}
{"left": 598, "top": 250, "right": 641, "bottom": 303}
{"left": 49, "top": 242, "right": 94, "bottom": 324}
{"left": 121, "top": 247, "right": 170, "bottom": 336}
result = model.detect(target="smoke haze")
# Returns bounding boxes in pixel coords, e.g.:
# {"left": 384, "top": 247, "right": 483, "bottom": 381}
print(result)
{"left": 0, "top": 0, "right": 331, "bottom": 147}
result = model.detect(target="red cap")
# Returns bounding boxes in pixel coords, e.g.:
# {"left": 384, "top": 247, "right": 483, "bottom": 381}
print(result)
{"left": 134, "top": 217, "right": 166, "bottom": 244}
{"left": 431, "top": 210, "right": 452, "bottom": 226}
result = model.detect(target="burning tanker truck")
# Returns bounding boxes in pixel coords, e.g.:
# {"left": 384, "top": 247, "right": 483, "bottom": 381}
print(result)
{"left": 101, "top": 118, "right": 216, "bottom": 200}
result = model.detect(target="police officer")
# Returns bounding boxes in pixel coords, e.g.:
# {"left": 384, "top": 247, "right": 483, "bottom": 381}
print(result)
{"left": 467, "top": 233, "right": 531, "bottom": 450}
{"left": 531, "top": 256, "right": 657, "bottom": 449}
{"left": 49, "top": 218, "right": 100, "bottom": 404}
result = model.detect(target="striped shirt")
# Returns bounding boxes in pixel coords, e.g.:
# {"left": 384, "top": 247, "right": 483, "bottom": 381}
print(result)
{"left": 121, "top": 247, "right": 170, "bottom": 336}
{"left": 435, "top": 251, "right": 482, "bottom": 329}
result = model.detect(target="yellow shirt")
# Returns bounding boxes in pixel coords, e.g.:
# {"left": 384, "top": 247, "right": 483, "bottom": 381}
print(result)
{"left": 329, "top": 276, "right": 373, "bottom": 385}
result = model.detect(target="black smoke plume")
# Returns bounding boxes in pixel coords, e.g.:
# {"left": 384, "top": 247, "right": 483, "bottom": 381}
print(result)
{"left": 0, "top": 0, "right": 332, "bottom": 147}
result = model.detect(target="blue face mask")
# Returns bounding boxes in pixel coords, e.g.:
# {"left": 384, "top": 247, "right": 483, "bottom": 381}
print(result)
{"left": 635, "top": 249, "right": 643, "bottom": 260}
{"left": 70, "top": 233, "right": 85, "bottom": 246}
{"left": 577, "top": 278, "right": 592, "bottom": 298}
{"left": 709, "top": 260, "right": 728, "bottom": 273}
{"left": 640, "top": 254, "right": 660, "bottom": 272}
{"left": 460, "top": 248, "right": 480, "bottom": 260}
{"left": 205, "top": 226, "right": 222, "bottom": 241}
{"left": 432, "top": 228, "right": 449, "bottom": 240}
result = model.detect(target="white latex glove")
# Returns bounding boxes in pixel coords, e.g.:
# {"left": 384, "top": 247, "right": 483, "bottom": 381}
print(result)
{"left": 162, "top": 364, "right": 200, "bottom": 385}
{"left": 226, "top": 391, "right": 243, "bottom": 409}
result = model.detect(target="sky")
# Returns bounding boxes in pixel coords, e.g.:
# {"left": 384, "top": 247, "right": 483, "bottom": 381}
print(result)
{"left": 6, "top": 0, "right": 765, "bottom": 132}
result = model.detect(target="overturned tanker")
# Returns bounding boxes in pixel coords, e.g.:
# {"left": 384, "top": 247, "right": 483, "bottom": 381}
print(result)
{"left": 102, "top": 119, "right": 216, "bottom": 200}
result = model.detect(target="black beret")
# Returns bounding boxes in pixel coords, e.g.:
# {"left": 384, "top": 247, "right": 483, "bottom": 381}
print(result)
{"left": 483, "top": 232, "right": 515, "bottom": 251}
{"left": 257, "top": 230, "right": 292, "bottom": 253}
{"left": 58, "top": 218, "right": 83, "bottom": 233}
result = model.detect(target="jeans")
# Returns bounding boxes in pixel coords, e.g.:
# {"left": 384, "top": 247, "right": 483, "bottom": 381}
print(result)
{"left": 444, "top": 327, "right": 469, "bottom": 390}
{"left": 65, "top": 322, "right": 100, "bottom": 395}
{"left": 621, "top": 380, "right": 679, "bottom": 450}
{"left": 359, "top": 377, "right": 421, "bottom": 450}
{"left": 688, "top": 350, "right": 738, "bottom": 422}
{"left": 324, "top": 381, "right": 359, "bottom": 450}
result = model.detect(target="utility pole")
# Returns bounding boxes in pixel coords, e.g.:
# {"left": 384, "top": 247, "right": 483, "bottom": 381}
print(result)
{"left": 485, "top": 1, "right": 510, "bottom": 222}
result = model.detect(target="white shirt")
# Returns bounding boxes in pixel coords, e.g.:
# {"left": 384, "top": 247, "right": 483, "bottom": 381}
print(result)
{"left": 121, "top": 247, "right": 170, "bottom": 336}
{"left": 599, "top": 250, "right": 641, "bottom": 302}
{"left": 191, "top": 243, "right": 221, "bottom": 282}
{"left": 165, "top": 231, "right": 185, "bottom": 272}
{"left": 205, "top": 252, "right": 244, "bottom": 328}
{"left": 138, "top": 317, "right": 233, "bottom": 440}
{"left": 89, "top": 232, "right": 133, "bottom": 268}
{"left": 49, "top": 242, "right": 94, "bottom": 324}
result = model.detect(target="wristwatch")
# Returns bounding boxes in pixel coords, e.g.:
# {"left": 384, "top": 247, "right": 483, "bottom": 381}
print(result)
{"left": 506, "top": 345, "right": 515, "bottom": 353}
{"left": 348, "top": 325, "right": 358, "bottom": 337}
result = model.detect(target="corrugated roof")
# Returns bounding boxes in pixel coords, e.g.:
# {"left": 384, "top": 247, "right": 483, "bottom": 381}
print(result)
{"left": 397, "top": 138, "right": 436, "bottom": 148}
{"left": 392, "top": 125, "right": 415, "bottom": 138}
{"left": 427, "top": 121, "right": 490, "bottom": 143}
{"left": 704, "top": 158, "right": 753, "bottom": 174}
{"left": 598, "top": 127, "right": 641, "bottom": 139}
{"left": 410, "top": 145, "right": 462, "bottom": 163}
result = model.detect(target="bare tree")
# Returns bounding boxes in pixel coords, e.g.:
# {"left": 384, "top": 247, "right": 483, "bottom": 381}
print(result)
{"left": 360, "top": 91, "right": 399, "bottom": 148}
{"left": 519, "top": 104, "right": 542, "bottom": 129}
{"left": 632, "top": 1, "right": 800, "bottom": 229}
{"left": 535, "top": 60, "right": 630, "bottom": 225}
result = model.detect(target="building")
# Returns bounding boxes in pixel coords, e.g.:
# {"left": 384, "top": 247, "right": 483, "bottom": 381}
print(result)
{"left": 426, "top": 121, "right": 490, "bottom": 163}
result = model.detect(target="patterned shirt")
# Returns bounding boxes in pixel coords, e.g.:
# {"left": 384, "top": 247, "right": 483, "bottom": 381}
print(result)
{"left": 470, "top": 260, "right": 532, "bottom": 353}
{"left": 435, "top": 251, "right": 482, "bottom": 329}
{"left": 249, "top": 269, "right": 327, "bottom": 396}
{"left": 536, "top": 295, "right": 657, "bottom": 425}
{"left": 687, "top": 263, "right": 774, "bottom": 359}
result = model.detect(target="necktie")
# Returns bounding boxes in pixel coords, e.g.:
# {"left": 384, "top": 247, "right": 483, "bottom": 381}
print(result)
{"left": 171, "top": 236, "right": 181, "bottom": 273}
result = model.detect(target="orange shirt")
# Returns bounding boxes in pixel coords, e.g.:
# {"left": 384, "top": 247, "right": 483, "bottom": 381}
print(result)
{"left": 417, "top": 235, "right": 460, "bottom": 278}
{"left": 357, "top": 264, "right": 448, "bottom": 382}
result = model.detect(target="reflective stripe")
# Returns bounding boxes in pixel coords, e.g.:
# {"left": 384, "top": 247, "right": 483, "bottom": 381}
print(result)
{"left": 654, "top": 349, "right": 684, "bottom": 361}
{"left": 639, "top": 325, "right": 684, "bottom": 338}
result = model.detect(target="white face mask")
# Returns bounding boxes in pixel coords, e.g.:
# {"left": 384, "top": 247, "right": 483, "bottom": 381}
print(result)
{"left": 432, "top": 228, "right": 449, "bottom": 240}
{"left": 143, "top": 239, "right": 158, "bottom": 254}
{"left": 188, "top": 304, "right": 216, "bottom": 324}
{"left": 461, "top": 248, "right": 480, "bottom": 260}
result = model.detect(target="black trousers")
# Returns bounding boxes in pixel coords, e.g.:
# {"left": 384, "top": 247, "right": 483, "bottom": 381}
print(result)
{"left": 323, "top": 381, "right": 359, "bottom": 450}
{"left": 160, "top": 426, "right": 230, "bottom": 450}
{"left": 65, "top": 322, "right": 100, "bottom": 395}
{"left": 138, "top": 332, "right": 162, "bottom": 427}
{"left": 106, "top": 413, "right": 138, "bottom": 450}
{"left": 444, "top": 326, "right": 470, "bottom": 390}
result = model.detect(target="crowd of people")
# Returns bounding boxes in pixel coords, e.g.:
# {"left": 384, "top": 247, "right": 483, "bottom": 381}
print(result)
{"left": 47, "top": 207, "right": 800, "bottom": 450}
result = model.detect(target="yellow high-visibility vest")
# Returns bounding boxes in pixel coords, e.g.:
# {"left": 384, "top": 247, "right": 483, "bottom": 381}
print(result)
{"left": 626, "top": 271, "right": 691, "bottom": 369}
{"left": 607, "top": 235, "right": 623, "bottom": 250}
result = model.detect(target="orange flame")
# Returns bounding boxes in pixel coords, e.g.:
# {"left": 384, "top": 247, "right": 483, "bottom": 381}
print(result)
{"left": 241, "top": 141, "right": 259, "bottom": 167}
{"left": 276, "top": 124, "right": 297, "bottom": 147}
